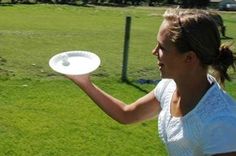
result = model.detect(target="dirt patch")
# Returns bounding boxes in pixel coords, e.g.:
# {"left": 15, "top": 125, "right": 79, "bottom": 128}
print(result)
{"left": 0, "top": 56, "right": 15, "bottom": 80}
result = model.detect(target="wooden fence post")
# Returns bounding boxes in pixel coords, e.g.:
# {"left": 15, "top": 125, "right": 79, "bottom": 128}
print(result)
{"left": 121, "top": 16, "right": 131, "bottom": 82}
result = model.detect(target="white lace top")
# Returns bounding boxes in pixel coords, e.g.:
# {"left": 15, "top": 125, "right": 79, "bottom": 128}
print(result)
{"left": 154, "top": 75, "right": 236, "bottom": 156}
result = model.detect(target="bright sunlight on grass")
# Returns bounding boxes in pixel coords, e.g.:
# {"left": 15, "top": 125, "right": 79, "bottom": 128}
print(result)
{"left": 0, "top": 4, "right": 235, "bottom": 155}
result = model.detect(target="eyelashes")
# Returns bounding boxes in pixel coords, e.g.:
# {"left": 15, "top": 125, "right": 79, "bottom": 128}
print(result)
{"left": 157, "top": 43, "right": 165, "bottom": 51}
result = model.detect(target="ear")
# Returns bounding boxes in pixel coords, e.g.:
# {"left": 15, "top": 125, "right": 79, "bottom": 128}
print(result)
{"left": 184, "top": 51, "right": 198, "bottom": 64}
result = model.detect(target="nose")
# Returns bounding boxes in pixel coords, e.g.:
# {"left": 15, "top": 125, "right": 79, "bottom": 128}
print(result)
{"left": 152, "top": 44, "right": 159, "bottom": 56}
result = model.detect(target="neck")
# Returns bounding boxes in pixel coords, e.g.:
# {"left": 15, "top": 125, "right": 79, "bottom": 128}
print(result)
{"left": 176, "top": 75, "right": 210, "bottom": 98}
{"left": 172, "top": 73, "right": 212, "bottom": 116}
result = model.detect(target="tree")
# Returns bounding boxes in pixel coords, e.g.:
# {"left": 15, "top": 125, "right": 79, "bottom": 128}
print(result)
{"left": 179, "top": 0, "right": 210, "bottom": 8}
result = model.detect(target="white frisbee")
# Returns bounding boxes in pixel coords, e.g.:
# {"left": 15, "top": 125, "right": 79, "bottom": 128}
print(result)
{"left": 49, "top": 51, "right": 101, "bottom": 75}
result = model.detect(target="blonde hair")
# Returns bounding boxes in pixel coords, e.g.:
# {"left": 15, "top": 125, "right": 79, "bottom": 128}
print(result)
{"left": 162, "top": 8, "right": 236, "bottom": 86}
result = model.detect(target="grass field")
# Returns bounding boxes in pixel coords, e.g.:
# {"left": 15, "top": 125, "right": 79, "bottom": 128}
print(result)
{"left": 0, "top": 4, "right": 235, "bottom": 155}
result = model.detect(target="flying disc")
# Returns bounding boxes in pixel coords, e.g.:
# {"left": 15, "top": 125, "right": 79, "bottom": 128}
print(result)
{"left": 49, "top": 51, "right": 101, "bottom": 75}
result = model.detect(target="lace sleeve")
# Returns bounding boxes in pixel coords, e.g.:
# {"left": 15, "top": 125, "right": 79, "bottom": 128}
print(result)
{"left": 154, "top": 79, "right": 173, "bottom": 108}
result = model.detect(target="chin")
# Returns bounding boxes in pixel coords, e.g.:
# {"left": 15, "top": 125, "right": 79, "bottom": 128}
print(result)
{"left": 160, "top": 73, "right": 172, "bottom": 79}
{"left": 159, "top": 73, "right": 167, "bottom": 79}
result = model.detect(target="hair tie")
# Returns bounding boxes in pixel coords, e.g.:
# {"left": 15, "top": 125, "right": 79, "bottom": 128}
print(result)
{"left": 213, "top": 44, "right": 235, "bottom": 70}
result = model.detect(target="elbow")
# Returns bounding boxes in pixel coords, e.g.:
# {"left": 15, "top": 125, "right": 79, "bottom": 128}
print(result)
{"left": 109, "top": 105, "right": 139, "bottom": 125}
{"left": 116, "top": 119, "right": 133, "bottom": 125}
{"left": 114, "top": 111, "right": 137, "bottom": 125}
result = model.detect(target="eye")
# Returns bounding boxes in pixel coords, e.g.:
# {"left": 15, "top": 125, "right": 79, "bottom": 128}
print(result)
{"left": 159, "top": 44, "right": 163, "bottom": 50}
{"left": 158, "top": 43, "right": 165, "bottom": 51}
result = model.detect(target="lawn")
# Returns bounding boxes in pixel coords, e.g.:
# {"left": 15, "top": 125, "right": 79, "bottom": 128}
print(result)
{"left": 0, "top": 4, "right": 235, "bottom": 155}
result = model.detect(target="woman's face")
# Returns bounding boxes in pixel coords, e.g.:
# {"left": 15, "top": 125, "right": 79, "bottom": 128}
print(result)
{"left": 152, "top": 20, "right": 187, "bottom": 79}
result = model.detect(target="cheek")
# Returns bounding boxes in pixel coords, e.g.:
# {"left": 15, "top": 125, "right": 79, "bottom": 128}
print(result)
{"left": 158, "top": 50, "right": 164, "bottom": 58}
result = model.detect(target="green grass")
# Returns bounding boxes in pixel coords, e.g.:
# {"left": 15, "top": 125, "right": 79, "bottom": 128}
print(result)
{"left": 0, "top": 4, "right": 165, "bottom": 80}
{"left": 0, "top": 4, "right": 235, "bottom": 155}
{"left": 0, "top": 79, "right": 166, "bottom": 155}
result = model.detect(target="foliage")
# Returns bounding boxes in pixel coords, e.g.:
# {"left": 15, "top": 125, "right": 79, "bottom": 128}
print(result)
{"left": 178, "top": 0, "right": 210, "bottom": 8}
{"left": 0, "top": 0, "right": 212, "bottom": 7}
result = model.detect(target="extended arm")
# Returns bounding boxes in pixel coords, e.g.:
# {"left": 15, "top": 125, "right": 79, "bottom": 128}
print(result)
{"left": 66, "top": 74, "right": 161, "bottom": 124}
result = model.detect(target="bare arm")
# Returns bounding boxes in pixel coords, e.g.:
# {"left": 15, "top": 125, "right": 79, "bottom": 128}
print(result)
{"left": 66, "top": 74, "right": 161, "bottom": 124}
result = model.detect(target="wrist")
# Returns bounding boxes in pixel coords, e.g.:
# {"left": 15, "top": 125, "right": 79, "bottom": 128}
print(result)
{"left": 66, "top": 74, "right": 91, "bottom": 86}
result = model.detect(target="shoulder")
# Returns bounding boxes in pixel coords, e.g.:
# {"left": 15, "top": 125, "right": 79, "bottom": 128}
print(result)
{"left": 154, "top": 79, "right": 175, "bottom": 108}
{"left": 198, "top": 79, "right": 236, "bottom": 154}
{"left": 195, "top": 81, "right": 236, "bottom": 122}
{"left": 201, "top": 115, "right": 236, "bottom": 155}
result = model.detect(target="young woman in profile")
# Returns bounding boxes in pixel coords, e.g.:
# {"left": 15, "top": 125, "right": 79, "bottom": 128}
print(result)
{"left": 66, "top": 9, "right": 236, "bottom": 156}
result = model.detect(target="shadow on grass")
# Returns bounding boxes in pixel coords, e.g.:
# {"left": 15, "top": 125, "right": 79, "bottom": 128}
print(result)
{"left": 221, "top": 36, "right": 233, "bottom": 40}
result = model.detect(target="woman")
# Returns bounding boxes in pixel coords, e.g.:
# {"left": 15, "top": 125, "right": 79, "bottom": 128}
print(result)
{"left": 66, "top": 9, "right": 236, "bottom": 156}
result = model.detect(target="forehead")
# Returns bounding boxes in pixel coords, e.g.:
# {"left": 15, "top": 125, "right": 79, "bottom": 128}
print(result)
{"left": 157, "top": 20, "right": 172, "bottom": 43}
{"left": 157, "top": 20, "right": 181, "bottom": 53}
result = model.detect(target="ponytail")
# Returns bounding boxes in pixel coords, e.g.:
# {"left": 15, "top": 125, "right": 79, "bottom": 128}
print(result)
{"left": 211, "top": 43, "right": 236, "bottom": 85}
